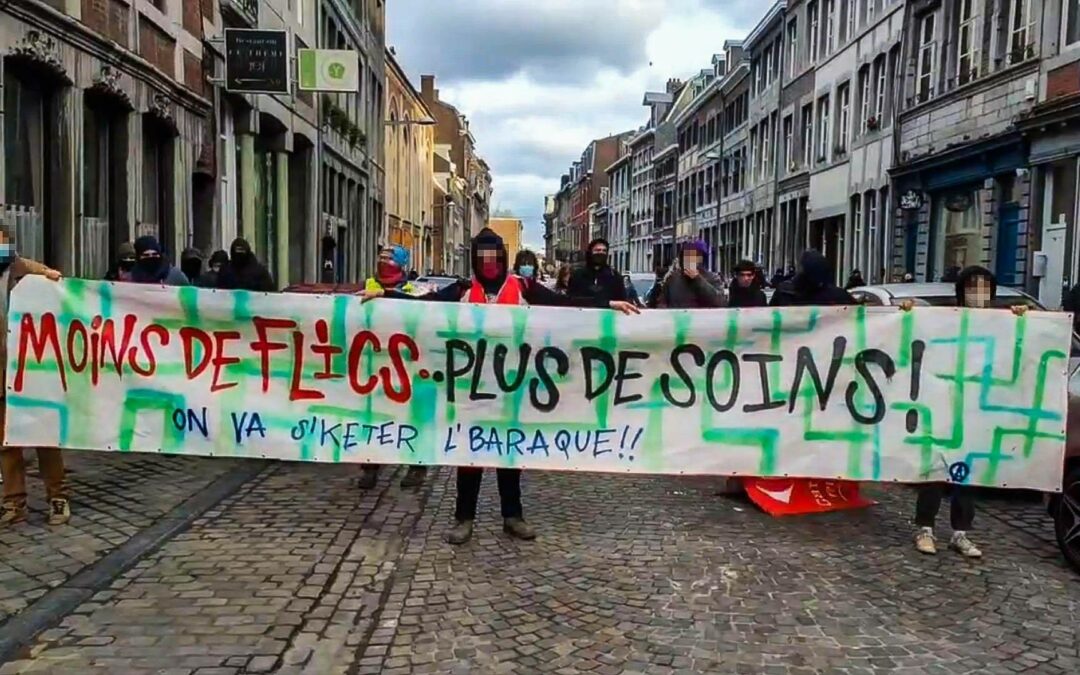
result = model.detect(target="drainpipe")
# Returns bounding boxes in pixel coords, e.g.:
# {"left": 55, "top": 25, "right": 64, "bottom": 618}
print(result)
{"left": 889, "top": 0, "right": 914, "bottom": 281}
{"left": 771, "top": 5, "right": 788, "bottom": 273}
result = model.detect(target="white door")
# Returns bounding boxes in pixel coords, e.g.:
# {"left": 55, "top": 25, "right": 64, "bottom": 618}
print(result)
{"left": 1040, "top": 226, "right": 1067, "bottom": 310}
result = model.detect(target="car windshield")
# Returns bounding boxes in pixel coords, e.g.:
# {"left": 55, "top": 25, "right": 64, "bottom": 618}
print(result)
{"left": 630, "top": 277, "right": 653, "bottom": 297}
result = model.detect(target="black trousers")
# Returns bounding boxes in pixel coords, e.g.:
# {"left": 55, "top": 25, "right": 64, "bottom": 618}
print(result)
{"left": 915, "top": 484, "right": 975, "bottom": 530}
{"left": 455, "top": 468, "right": 522, "bottom": 521}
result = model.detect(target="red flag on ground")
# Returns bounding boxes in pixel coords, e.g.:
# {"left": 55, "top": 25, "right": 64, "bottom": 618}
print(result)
{"left": 742, "top": 478, "right": 875, "bottom": 516}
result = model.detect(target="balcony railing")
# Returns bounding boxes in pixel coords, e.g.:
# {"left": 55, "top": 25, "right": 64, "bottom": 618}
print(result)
{"left": 221, "top": 0, "right": 259, "bottom": 27}
{"left": 2, "top": 205, "right": 44, "bottom": 263}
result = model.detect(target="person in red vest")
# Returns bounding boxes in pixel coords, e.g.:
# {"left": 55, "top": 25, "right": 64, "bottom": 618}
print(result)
{"left": 363, "top": 227, "right": 639, "bottom": 544}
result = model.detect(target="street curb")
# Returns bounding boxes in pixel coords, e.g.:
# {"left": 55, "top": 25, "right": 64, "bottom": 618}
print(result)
{"left": 0, "top": 460, "right": 266, "bottom": 664}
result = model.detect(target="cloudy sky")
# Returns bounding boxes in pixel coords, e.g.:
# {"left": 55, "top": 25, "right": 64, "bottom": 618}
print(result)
{"left": 387, "top": 0, "right": 760, "bottom": 250}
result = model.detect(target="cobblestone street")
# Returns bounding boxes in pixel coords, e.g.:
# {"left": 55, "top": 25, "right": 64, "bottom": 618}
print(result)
{"left": 1, "top": 456, "right": 1079, "bottom": 674}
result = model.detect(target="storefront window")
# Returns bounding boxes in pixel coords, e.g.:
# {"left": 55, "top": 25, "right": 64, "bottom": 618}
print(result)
{"left": 4, "top": 70, "right": 44, "bottom": 209}
{"left": 932, "top": 189, "right": 981, "bottom": 280}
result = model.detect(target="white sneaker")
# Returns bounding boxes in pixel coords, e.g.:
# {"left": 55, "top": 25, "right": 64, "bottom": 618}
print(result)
{"left": 914, "top": 527, "right": 936, "bottom": 554}
{"left": 950, "top": 531, "right": 982, "bottom": 558}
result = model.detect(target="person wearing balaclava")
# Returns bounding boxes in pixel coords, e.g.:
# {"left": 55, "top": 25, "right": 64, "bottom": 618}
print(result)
{"left": 568, "top": 238, "right": 626, "bottom": 306}
{"left": 105, "top": 242, "right": 137, "bottom": 282}
{"left": 181, "top": 248, "right": 204, "bottom": 286}
{"left": 906, "top": 265, "right": 1028, "bottom": 559}
{"left": 217, "top": 237, "right": 275, "bottom": 292}
{"left": 129, "top": 236, "right": 189, "bottom": 286}
{"left": 770, "top": 249, "right": 855, "bottom": 307}
{"left": 198, "top": 250, "right": 229, "bottom": 288}
{"left": 656, "top": 240, "right": 725, "bottom": 309}
{"left": 355, "top": 244, "right": 426, "bottom": 491}
{"left": 363, "top": 227, "right": 639, "bottom": 545}
{"left": 0, "top": 234, "right": 70, "bottom": 528}
{"left": 728, "top": 259, "right": 768, "bottom": 308}
{"left": 844, "top": 268, "right": 866, "bottom": 290}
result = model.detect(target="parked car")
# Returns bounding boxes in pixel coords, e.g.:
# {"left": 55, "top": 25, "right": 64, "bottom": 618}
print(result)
{"left": 412, "top": 275, "right": 459, "bottom": 295}
{"left": 850, "top": 283, "right": 1080, "bottom": 572}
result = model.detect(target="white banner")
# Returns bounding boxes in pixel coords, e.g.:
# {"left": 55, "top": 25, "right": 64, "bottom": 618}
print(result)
{"left": 3, "top": 277, "right": 1072, "bottom": 490}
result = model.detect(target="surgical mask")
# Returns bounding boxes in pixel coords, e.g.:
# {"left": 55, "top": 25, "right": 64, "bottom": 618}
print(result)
{"left": 518, "top": 265, "right": 535, "bottom": 279}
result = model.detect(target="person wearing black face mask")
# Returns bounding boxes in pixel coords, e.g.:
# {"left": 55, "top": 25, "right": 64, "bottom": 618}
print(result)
{"left": 568, "top": 238, "right": 626, "bottom": 306}
{"left": 105, "top": 242, "right": 137, "bottom": 282}
{"left": 198, "top": 250, "right": 229, "bottom": 288}
{"left": 181, "top": 248, "right": 204, "bottom": 286}
{"left": 217, "top": 237, "right": 276, "bottom": 292}
{"left": 130, "top": 236, "right": 189, "bottom": 286}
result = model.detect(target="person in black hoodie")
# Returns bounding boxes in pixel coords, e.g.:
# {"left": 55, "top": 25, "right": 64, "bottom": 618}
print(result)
{"left": 909, "top": 265, "right": 1027, "bottom": 559}
{"left": 217, "top": 237, "right": 276, "bottom": 292}
{"left": 728, "top": 259, "right": 768, "bottom": 308}
{"left": 363, "top": 228, "right": 638, "bottom": 545}
{"left": 199, "top": 250, "right": 229, "bottom": 288}
{"left": 770, "top": 250, "right": 856, "bottom": 307}
{"left": 568, "top": 238, "right": 626, "bottom": 306}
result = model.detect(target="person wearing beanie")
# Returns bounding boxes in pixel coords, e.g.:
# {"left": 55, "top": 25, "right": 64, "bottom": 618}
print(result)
{"left": 728, "top": 259, "right": 767, "bottom": 308}
{"left": 181, "top": 247, "right": 204, "bottom": 286}
{"left": 567, "top": 238, "right": 626, "bottom": 306}
{"left": 217, "top": 237, "right": 275, "bottom": 292}
{"left": 363, "top": 227, "right": 639, "bottom": 545}
{"left": 129, "top": 236, "right": 189, "bottom": 286}
{"left": 105, "top": 242, "right": 137, "bottom": 282}
{"left": 655, "top": 239, "right": 725, "bottom": 309}
{"left": 198, "top": 250, "right": 229, "bottom": 288}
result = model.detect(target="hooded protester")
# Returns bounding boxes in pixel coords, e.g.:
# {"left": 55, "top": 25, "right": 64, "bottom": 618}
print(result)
{"left": 844, "top": 269, "right": 867, "bottom": 290}
{"left": 363, "top": 227, "right": 638, "bottom": 545}
{"left": 909, "top": 265, "right": 1024, "bottom": 560}
{"left": 0, "top": 234, "right": 70, "bottom": 528}
{"left": 129, "top": 236, "right": 189, "bottom": 286}
{"left": 217, "top": 237, "right": 275, "bottom": 292}
{"left": 357, "top": 244, "right": 424, "bottom": 491}
{"left": 769, "top": 268, "right": 786, "bottom": 288}
{"left": 181, "top": 248, "right": 204, "bottom": 286}
{"left": 770, "top": 250, "right": 855, "bottom": 307}
{"left": 568, "top": 238, "right": 626, "bottom": 305}
{"left": 656, "top": 240, "right": 725, "bottom": 309}
{"left": 728, "top": 259, "right": 768, "bottom": 308}
{"left": 104, "top": 242, "right": 137, "bottom": 282}
{"left": 198, "top": 250, "right": 229, "bottom": 288}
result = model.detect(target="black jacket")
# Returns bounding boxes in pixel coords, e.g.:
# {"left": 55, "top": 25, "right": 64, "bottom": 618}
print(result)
{"left": 567, "top": 265, "right": 626, "bottom": 306}
{"left": 728, "top": 279, "right": 768, "bottom": 308}
{"left": 770, "top": 251, "right": 856, "bottom": 307}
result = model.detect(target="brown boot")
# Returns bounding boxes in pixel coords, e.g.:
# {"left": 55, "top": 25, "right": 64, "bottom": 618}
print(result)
{"left": 400, "top": 466, "right": 427, "bottom": 488}
{"left": 503, "top": 517, "right": 536, "bottom": 541}
{"left": 47, "top": 498, "right": 71, "bottom": 526}
{"left": 0, "top": 501, "right": 27, "bottom": 528}
{"left": 446, "top": 520, "right": 474, "bottom": 545}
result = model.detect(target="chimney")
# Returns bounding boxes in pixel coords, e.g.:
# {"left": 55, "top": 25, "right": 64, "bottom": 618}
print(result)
{"left": 421, "top": 75, "right": 436, "bottom": 100}
{"left": 665, "top": 78, "right": 683, "bottom": 94}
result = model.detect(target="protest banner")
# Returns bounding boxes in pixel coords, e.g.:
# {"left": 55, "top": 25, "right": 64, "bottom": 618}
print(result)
{"left": 3, "top": 277, "right": 1072, "bottom": 491}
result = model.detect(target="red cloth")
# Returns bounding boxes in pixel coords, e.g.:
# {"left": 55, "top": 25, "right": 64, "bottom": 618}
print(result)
{"left": 743, "top": 478, "right": 875, "bottom": 516}
{"left": 465, "top": 276, "right": 525, "bottom": 305}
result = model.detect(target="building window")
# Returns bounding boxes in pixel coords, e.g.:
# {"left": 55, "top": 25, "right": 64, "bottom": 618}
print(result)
{"left": 816, "top": 94, "right": 831, "bottom": 162}
{"left": 858, "top": 65, "right": 871, "bottom": 134}
{"left": 761, "top": 116, "right": 771, "bottom": 180}
{"left": 83, "top": 103, "right": 109, "bottom": 220}
{"left": 825, "top": 0, "right": 836, "bottom": 54}
{"left": 3, "top": 70, "right": 44, "bottom": 210}
{"left": 957, "top": 0, "right": 980, "bottom": 86}
{"left": 836, "top": 82, "right": 850, "bottom": 152}
{"left": 1008, "top": 0, "right": 1035, "bottom": 62}
{"left": 808, "top": 0, "right": 820, "bottom": 62}
{"left": 788, "top": 19, "right": 799, "bottom": 78}
{"left": 763, "top": 48, "right": 772, "bottom": 88}
{"left": 867, "top": 0, "right": 876, "bottom": 23}
{"left": 917, "top": 13, "right": 937, "bottom": 102}
{"left": 845, "top": 0, "right": 857, "bottom": 40}
{"left": 782, "top": 114, "right": 793, "bottom": 170}
{"left": 801, "top": 103, "right": 814, "bottom": 167}
{"left": 851, "top": 194, "right": 863, "bottom": 270}
{"left": 1066, "top": 0, "right": 1080, "bottom": 46}
{"left": 932, "top": 190, "right": 981, "bottom": 279}
{"left": 873, "top": 56, "right": 886, "bottom": 122}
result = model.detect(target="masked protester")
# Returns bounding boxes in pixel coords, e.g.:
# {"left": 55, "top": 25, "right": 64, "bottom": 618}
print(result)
{"left": 844, "top": 269, "right": 866, "bottom": 290}
{"left": 568, "top": 238, "right": 626, "bottom": 305}
{"left": 181, "top": 248, "right": 204, "bottom": 286}
{"left": 357, "top": 245, "right": 425, "bottom": 491}
{"left": 105, "top": 242, "right": 137, "bottom": 282}
{"left": 514, "top": 249, "right": 539, "bottom": 286}
{"left": 0, "top": 237, "right": 69, "bottom": 528}
{"left": 656, "top": 240, "right": 725, "bottom": 309}
{"left": 130, "top": 236, "right": 189, "bottom": 286}
{"left": 218, "top": 237, "right": 275, "bottom": 292}
{"left": 362, "top": 227, "right": 638, "bottom": 545}
{"left": 907, "top": 266, "right": 1026, "bottom": 559}
{"left": 770, "top": 250, "right": 855, "bottom": 307}
{"left": 199, "top": 250, "right": 229, "bottom": 288}
{"left": 728, "top": 259, "right": 768, "bottom": 308}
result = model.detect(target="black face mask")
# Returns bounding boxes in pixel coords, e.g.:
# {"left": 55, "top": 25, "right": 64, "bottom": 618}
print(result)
{"left": 232, "top": 250, "right": 252, "bottom": 266}
{"left": 589, "top": 252, "right": 608, "bottom": 268}
{"left": 119, "top": 259, "right": 136, "bottom": 272}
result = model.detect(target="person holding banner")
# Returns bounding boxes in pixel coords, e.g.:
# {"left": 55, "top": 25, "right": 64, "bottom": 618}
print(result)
{"left": 0, "top": 245, "right": 68, "bottom": 528}
{"left": 910, "top": 265, "right": 1027, "bottom": 558}
{"left": 357, "top": 244, "right": 426, "bottom": 490}
{"left": 728, "top": 259, "right": 768, "bottom": 308}
{"left": 363, "top": 227, "right": 639, "bottom": 545}
{"left": 770, "top": 250, "right": 856, "bottom": 307}
{"left": 654, "top": 240, "right": 725, "bottom": 309}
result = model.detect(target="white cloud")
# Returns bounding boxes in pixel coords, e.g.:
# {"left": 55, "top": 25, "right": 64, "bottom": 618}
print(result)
{"left": 388, "top": 0, "right": 760, "bottom": 244}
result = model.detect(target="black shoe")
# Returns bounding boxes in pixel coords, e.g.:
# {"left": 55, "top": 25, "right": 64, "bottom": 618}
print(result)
{"left": 503, "top": 517, "right": 536, "bottom": 541}
{"left": 447, "top": 520, "right": 474, "bottom": 545}
{"left": 357, "top": 467, "right": 379, "bottom": 490}
{"left": 400, "top": 466, "right": 428, "bottom": 488}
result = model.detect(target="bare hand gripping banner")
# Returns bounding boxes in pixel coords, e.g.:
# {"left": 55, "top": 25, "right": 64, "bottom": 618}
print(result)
{"left": 3, "top": 277, "right": 1072, "bottom": 491}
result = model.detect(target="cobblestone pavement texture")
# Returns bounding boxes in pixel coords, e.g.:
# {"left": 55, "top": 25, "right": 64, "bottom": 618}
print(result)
{"left": 1, "top": 457, "right": 1079, "bottom": 674}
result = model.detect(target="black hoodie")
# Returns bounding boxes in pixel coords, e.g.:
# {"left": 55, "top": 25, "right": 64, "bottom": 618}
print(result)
{"left": 728, "top": 260, "right": 768, "bottom": 308}
{"left": 216, "top": 237, "right": 276, "bottom": 292}
{"left": 770, "top": 250, "right": 856, "bottom": 307}
{"left": 567, "top": 238, "right": 626, "bottom": 306}
{"left": 471, "top": 227, "right": 508, "bottom": 295}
